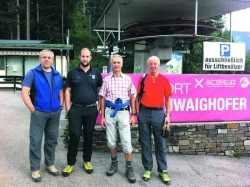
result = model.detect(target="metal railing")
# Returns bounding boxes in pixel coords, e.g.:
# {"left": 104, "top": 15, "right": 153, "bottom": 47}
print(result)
{"left": 0, "top": 76, "right": 23, "bottom": 92}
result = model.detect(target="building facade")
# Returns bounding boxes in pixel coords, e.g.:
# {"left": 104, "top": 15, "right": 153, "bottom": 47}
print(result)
{"left": 0, "top": 40, "right": 74, "bottom": 78}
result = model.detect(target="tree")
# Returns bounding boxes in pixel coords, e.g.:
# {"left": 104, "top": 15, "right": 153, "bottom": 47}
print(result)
{"left": 244, "top": 54, "right": 250, "bottom": 74}
{"left": 0, "top": 0, "right": 21, "bottom": 39}
{"left": 183, "top": 41, "right": 203, "bottom": 74}
{"left": 1, "top": 1, "right": 248, "bottom": 74}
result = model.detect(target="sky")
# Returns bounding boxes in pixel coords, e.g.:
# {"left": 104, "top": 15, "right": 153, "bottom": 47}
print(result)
{"left": 225, "top": 8, "right": 250, "bottom": 32}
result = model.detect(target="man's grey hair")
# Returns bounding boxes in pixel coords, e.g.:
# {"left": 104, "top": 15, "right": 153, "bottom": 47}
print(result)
{"left": 39, "top": 49, "right": 54, "bottom": 58}
{"left": 147, "top": 56, "right": 160, "bottom": 64}
{"left": 110, "top": 54, "right": 123, "bottom": 64}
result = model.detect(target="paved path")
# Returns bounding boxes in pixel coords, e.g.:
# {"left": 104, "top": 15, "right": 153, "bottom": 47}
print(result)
{"left": 0, "top": 90, "right": 250, "bottom": 187}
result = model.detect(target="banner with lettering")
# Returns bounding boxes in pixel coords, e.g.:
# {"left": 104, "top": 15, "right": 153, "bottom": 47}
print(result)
{"left": 96, "top": 74, "right": 250, "bottom": 123}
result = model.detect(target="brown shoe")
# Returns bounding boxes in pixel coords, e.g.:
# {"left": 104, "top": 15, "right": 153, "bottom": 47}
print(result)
{"left": 31, "top": 170, "right": 41, "bottom": 182}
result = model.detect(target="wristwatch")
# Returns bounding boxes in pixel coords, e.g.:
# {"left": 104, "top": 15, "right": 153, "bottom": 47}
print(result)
{"left": 132, "top": 113, "right": 137, "bottom": 116}
{"left": 165, "top": 114, "right": 171, "bottom": 118}
{"left": 60, "top": 105, "right": 64, "bottom": 110}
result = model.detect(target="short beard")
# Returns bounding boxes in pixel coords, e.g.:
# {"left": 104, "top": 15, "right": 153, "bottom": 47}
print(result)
{"left": 81, "top": 62, "right": 90, "bottom": 67}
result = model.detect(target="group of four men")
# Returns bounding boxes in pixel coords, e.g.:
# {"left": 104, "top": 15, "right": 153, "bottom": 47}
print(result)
{"left": 21, "top": 48, "right": 172, "bottom": 185}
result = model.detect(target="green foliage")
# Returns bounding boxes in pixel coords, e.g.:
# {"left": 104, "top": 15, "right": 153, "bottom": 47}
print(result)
{"left": 244, "top": 54, "right": 250, "bottom": 74}
{"left": 0, "top": 0, "right": 84, "bottom": 42}
{"left": 0, "top": 1, "right": 22, "bottom": 39}
{"left": 183, "top": 42, "right": 203, "bottom": 74}
{"left": 229, "top": 150, "right": 243, "bottom": 159}
{"left": 1, "top": 0, "right": 249, "bottom": 74}
{"left": 66, "top": 0, "right": 134, "bottom": 72}
{"left": 220, "top": 30, "right": 231, "bottom": 41}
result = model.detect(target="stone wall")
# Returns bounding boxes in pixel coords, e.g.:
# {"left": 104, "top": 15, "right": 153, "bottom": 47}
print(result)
{"left": 90, "top": 122, "right": 250, "bottom": 156}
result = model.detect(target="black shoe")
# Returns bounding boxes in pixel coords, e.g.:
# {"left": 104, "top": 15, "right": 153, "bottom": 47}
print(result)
{"left": 125, "top": 166, "right": 136, "bottom": 183}
{"left": 106, "top": 161, "right": 118, "bottom": 176}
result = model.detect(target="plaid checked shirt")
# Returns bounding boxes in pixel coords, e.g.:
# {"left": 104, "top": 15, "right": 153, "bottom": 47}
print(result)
{"left": 99, "top": 73, "right": 136, "bottom": 103}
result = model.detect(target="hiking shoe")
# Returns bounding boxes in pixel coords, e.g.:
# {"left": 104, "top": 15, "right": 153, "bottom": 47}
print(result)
{"left": 31, "top": 170, "right": 41, "bottom": 182}
{"left": 125, "top": 166, "right": 136, "bottom": 183}
{"left": 159, "top": 170, "right": 171, "bottom": 185}
{"left": 46, "top": 165, "right": 59, "bottom": 176}
{"left": 62, "top": 165, "right": 75, "bottom": 177}
{"left": 142, "top": 170, "right": 152, "bottom": 181}
{"left": 83, "top": 162, "right": 93, "bottom": 174}
{"left": 106, "top": 161, "right": 118, "bottom": 176}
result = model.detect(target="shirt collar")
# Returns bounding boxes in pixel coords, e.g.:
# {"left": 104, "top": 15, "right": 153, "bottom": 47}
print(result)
{"left": 111, "top": 72, "right": 124, "bottom": 78}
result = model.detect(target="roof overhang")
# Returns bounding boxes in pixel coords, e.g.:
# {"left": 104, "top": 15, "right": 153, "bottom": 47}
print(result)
{"left": 0, "top": 43, "right": 74, "bottom": 59}
{"left": 97, "top": 0, "right": 250, "bottom": 30}
{"left": 93, "top": 0, "right": 250, "bottom": 56}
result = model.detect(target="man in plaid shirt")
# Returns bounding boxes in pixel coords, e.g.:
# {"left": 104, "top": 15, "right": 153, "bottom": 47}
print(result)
{"left": 99, "top": 54, "right": 137, "bottom": 183}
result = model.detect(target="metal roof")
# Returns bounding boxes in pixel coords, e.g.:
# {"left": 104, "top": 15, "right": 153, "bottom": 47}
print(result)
{"left": 97, "top": 0, "right": 250, "bottom": 30}
{"left": 0, "top": 43, "right": 74, "bottom": 58}
{"left": 0, "top": 43, "right": 73, "bottom": 49}
{"left": 0, "top": 40, "right": 46, "bottom": 44}
{"left": 93, "top": 0, "right": 250, "bottom": 54}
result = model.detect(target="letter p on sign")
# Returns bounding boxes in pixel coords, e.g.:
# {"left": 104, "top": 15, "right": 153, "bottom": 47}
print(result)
{"left": 220, "top": 44, "right": 230, "bottom": 57}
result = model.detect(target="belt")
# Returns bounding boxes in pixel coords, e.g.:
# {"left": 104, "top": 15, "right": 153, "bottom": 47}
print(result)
{"left": 106, "top": 106, "right": 129, "bottom": 111}
{"left": 141, "top": 104, "right": 163, "bottom": 110}
{"left": 72, "top": 103, "right": 97, "bottom": 107}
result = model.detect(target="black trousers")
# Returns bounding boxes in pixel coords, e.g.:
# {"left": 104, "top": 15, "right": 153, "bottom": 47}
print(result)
{"left": 67, "top": 105, "right": 98, "bottom": 165}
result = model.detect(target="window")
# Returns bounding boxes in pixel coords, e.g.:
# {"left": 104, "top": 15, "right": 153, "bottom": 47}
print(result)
{"left": 0, "top": 56, "right": 5, "bottom": 70}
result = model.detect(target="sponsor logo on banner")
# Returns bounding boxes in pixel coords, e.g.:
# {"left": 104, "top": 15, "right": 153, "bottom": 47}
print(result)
{"left": 194, "top": 78, "right": 204, "bottom": 88}
{"left": 205, "top": 79, "right": 236, "bottom": 88}
{"left": 194, "top": 78, "right": 237, "bottom": 88}
{"left": 240, "top": 77, "right": 249, "bottom": 88}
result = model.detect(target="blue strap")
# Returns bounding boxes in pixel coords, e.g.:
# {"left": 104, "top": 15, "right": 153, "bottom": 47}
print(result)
{"left": 106, "top": 98, "right": 130, "bottom": 118}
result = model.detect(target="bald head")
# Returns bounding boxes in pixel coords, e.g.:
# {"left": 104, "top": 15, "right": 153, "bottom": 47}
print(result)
{"left": 80, "top": 47, "right": 92, "bottom": 56}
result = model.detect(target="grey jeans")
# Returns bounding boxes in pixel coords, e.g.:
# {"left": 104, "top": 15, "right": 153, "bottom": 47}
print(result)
{"left": 29, "top": 109, "right": 61, "bottom": 171}
{"left": 138, "top": 105, "right": 168, "bottom": 172}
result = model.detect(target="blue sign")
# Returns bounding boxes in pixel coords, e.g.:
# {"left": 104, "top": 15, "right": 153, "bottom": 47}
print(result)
{"left": 220, "top": 44, "right": 230, "bottom": 57}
